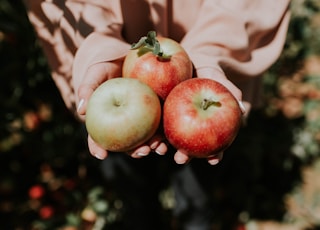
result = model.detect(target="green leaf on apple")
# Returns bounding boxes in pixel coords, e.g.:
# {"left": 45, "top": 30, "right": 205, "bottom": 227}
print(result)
{"left": 130, "top": 31, "right": 171, "bottom": 60}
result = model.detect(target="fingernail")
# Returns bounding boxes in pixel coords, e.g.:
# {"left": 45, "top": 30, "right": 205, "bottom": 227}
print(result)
{"left": 208, "top": 159, "right": 220, "bottom": 165}
{"left": 238, "top": 101, "right": 246, "bottom": 114}
{"left": 176, "top": 159, "right": 188, "bottom": 164}
{"left": 94, "top": 152, "right": 105, "bottom": 160}
{"left": 155, "top": 149, "right": 165, "bottom": 155}
{"left": 77, "top": 99, "right": 84, "bottom": 112}
{"left": 137, "top": 152, "right": 148, "bottom": 157}
{"left": 175, "top": 156, "right": 188, "bottom": 164}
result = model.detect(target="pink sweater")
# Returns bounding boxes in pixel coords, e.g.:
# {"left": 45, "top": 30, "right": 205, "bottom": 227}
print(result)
{"left": 23, "top": 0, "right": 291, "bottom": 115}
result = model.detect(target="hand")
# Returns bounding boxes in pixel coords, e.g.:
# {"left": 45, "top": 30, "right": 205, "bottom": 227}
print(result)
{"left": 127, "top": 133, "right": 168, "bottom": 158}
{"left": 174, "top": 150, "right": 224, "bottom": 165}
{"left": 76, "top": 61, "right": 169, "bottom": 160}
{"left": 172, "top": 67, "right": 246, "bottom": 165}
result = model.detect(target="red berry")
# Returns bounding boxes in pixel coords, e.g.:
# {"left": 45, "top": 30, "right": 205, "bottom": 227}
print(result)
{"left": 39, "top": 205, "right": 54, "bottom": 219}
{"left": 29, "top": 185, "right": 45, "bottom": 199}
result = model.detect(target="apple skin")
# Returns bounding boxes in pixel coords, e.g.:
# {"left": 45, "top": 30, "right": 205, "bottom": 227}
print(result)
{"left": 85, "top": 78, "right": 161, "bottom": 152}
{"left": 122, "top": 37, "right": 193, "bottom": 100}
{"left": 163, "top": 78, "right": 242, "bottom": 158}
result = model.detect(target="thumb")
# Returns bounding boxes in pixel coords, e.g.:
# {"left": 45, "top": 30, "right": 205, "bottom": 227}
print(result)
{"left": 76, "top": 61, "right": 122, "bottom": 118}
{"left": 196, "top": 67, "right": 248, "bottom": 115}
{"left": 196, "top": 67, "right": 242, "bottom": 101}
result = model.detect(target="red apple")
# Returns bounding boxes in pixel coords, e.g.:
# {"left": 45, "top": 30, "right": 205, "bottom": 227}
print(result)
{"left": 85, "top": 78, "right": 161, "bottom": 152}
{"left": 122, "top": 31, "right": 193, "bottom": 100}
{"left": 163, "top": 78, "right": 242, "bottom": 158}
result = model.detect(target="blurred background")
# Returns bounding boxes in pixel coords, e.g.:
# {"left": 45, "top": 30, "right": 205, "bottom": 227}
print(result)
{"left": 1, "top": 0, "right": 320, "bottom": 229}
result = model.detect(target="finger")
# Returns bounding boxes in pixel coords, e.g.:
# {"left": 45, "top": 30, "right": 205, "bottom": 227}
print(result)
{"left": 174, "top": 150, "right": 192, "bottom": 164}
{"left": 77, "top": 61, "right": 122, "bottom": 116}
{"left": 207, "top": 152, "right": 224, "bottom": 165}
{"left": 155, "top": 142, "right": 168, "bottom": 155}
{"left": 196, "top": 67, "right": 242, "bottom": 101}
{"left": 149, "top": 135, "right": 167, "bottom": 155}
{"left": 197, "top": 68, "right": 249, "bottom": 122}
{"left": 88, "top": 135, "right": 108, "bottom": 160}
{"left": 128, "top": 145, "right": 151, "bottom": 158}
{"left": 240, "top": 101, "right": 251, "bottom": 120}
{"left": 77, "top": 63, "right": 111, "bottom": 116}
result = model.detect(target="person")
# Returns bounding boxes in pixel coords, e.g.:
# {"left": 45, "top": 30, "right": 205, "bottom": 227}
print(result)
{"left": 23, "top": 0, "right": 291, "bottom": 229}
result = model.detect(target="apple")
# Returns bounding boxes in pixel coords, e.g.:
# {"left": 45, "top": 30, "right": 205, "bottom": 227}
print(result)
{"left": 163, "top": 78, "right": 242, "bottom": 158}
{"left": 85, "top": 78, "right": 161, "bottom": 152}
{"left": 122, "top": 31, "right": 193, "bottom": 100}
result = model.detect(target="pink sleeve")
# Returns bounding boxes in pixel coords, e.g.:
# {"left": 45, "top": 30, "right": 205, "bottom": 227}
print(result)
{"left": 181, "top": 0, "right": 291, "bottom": 82}
{"left": 23, "top": 0, "right": 130, "bottom": 113}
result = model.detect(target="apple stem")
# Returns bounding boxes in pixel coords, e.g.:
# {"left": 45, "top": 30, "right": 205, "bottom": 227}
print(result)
{"left": 201, "top": 99, "right": 221, "bottom": 110}
{"left": 131, "top": 31, "right": 171, "bottom": 60}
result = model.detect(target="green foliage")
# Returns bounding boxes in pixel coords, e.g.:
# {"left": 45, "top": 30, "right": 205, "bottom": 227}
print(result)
{"left": 264, "top": 0, "right": 320, "bottom": 163}
{"left": 0, "top": 1, "right": 120, "bottom": 229}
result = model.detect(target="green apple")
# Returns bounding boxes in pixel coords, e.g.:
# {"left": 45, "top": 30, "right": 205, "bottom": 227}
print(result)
{"left": 85, "top": 78, "right": 161, "bottom": 152}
